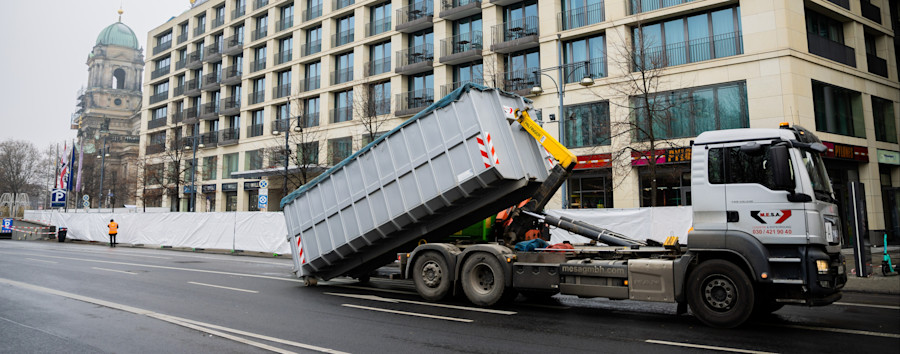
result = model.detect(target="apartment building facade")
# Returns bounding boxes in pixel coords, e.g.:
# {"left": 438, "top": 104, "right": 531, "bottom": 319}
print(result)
{"left": 140, "top": 0, "right": 899, "bottom": 242}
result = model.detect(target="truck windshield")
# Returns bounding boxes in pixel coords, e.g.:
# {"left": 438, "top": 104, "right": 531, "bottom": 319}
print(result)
{"left": 801, "top": 150, "right": 835, "bottom": 203}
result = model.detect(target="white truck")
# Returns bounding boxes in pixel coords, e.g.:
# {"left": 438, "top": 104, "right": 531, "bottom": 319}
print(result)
{"left": 282, "top": 85, "right": 846, "bottom": 328}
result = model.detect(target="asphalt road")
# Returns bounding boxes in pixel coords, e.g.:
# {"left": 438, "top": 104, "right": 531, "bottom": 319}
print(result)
{"left": 1, "top": 240, "right": 898, "bottom": 353}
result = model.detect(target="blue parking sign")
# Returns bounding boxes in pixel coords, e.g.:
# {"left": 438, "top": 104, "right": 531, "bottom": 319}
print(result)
{"left": 258, "top": 195, "right": 268, "bottom": 209}
{"left": 51, "top": 188, "right": 66, "bottom": 208}
{"left": 1, "top": 218, "right": 12, "bottom": 233}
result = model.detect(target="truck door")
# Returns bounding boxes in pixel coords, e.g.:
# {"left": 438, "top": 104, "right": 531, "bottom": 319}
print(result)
{"left": 719, "top": 143, "right": 807, "bottom": 244}
{"left": 691, "top": 144, "right": 727, "bottom": 232}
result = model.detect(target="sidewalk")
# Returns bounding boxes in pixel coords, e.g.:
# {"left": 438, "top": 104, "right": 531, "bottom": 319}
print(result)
{"left": 841, "top": 246, "right": 900, "bottom": 295}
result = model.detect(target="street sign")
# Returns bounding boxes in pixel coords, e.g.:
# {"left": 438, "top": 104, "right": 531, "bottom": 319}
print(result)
{"left": 258, "top": 195, "right": 268, "bottom": 209}
{"left": 1, "top": 218, "right": 12, "bottom": 233}
{"left": 51, "top": 189, "right": 66, "bottom": 208}
{"left": 82, "top": 195, "right": 90, "bottom": 202}
{"left": 82, "top": 201, "right": 90, "bottom": 208}
{"left": 259, "top": 180, "right": 269, "bottom": 189}
{"left": 259, "top": 188, "right": 268, "bottom": 196}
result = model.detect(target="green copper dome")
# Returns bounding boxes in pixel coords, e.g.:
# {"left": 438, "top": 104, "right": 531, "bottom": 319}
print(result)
{"left": 95, "top": 22, "right": 140, "bottom": 50}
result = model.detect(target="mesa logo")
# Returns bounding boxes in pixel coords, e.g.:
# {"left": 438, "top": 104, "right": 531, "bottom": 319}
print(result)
{"left": 750, "top": 210, "right": 792, "bottom": 224}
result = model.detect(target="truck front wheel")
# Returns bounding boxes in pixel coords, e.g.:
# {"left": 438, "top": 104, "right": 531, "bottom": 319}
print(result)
{"left": 461, "top": 253, "right": 508, "bottom": 306}
{"left": 413, "top": 251, "right": 451, "bottom": 301}
{"left": 687, "top": 260, "right": 755, "bottom": 328}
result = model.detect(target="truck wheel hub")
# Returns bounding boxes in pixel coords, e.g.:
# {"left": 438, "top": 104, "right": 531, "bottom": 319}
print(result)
{"left": 475, "top": 264, "right": 495, "bottom": 292}
{"left": 703, "top": 278, "right": 735, "bottom": 310}
{"left": 422, "top": 262, "right": 442, "bottom": 288}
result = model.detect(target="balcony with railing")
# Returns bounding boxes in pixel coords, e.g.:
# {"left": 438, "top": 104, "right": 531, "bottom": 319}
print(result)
{"left": 203, "top": 43, "right": 223, "bottom": 62}
{"left": 867, "top": 54, "right": 888, "bottom": 78}
{"left": 194, "top": 25, "right": 206, "bottom": 37}
{"left": 200, "top": 101, "right": 220, "bottom": 120}
{"left": 149, "top": 91, "right": 169, "bottom": 105}
{"left": 366, "top": 17, "right": 392, "bottom": 37}
{"left": 302, "top": 40, "right": 322, "bottom": 56}
{"left": 211, "top": 16, "right": 225, "bottom": 29}
{"left": 255, "top": 0, "right": 269, "bottom": 10}
{"left": 232, "top": 6, "right": 246, "bottom": 19}
{"left": 332, "top": 67, "right": 354, "bottom": 84}
{"left": 146, "top": 143, "right": 166, "bottom": 155}
{"left": 626, "top": 0, "right": 696, "bottom": 15}
{"left": 252, "top": 27, "right": 268, "bottom": 41}
{"left": 861, "top": 1, "right": 881, "bottom": 24}
{"left": 220, "top": 96, "right": 241, "bottom": 116}
{"left": 249, "top": 90, "right": 265, "bottom": 104}
{"left": 176, "top": 59, "right": 187, "bottom": 70}
{"left": 558, "top": 2, "right": 604, "bottom": 31}
{"left": 299, "top": 76, "right": 321, "bottom": 92}
{"left": 274, "top": 118, "right": 294, "bottom": 132}
{"left": 331, "top": 107, "right": 353, "bottom": 123}
{"left": 303, "top": 112, "right": 320, "bottom": 127}
{"left": 439, "top": 0, "right": 481, "bottom": 20}
{"left": 201, "top": 131, "right": 219, "bottom": 148}
{"left": 151, "top": 65, "right": 170, "bottom": 80}
{"left": 825, "top": 0, "right": 850, "bottom": 10}
{"left": 365, "top": 57, "right": 391, "bottom": 76}
{"left": 440, "top": 31, "right": 482, "bottom": 65}
{"left": 635, "top": 31, "right": 743, "bottom": 70}
{"left": 153, "top": 40, "right": 172, "bottom": 55}
{"left": 807, "top": 32, "right": 855, "bottom": 67}
{"left": 201, "top": 72, "right": 221, "bottom": 91}
{"left": 372, "top": 98, "right": 391, "bottom": 116}
{"left": 332, "top": 29, "right": 355, "bottom": 48}
{"left": 172, "top": 110, "right": 184, "bottom": 124}
{"left": 177, "top": 32, "right": 188, "bottom": 44}
{"left": 184, "top": 78, "right": 201, "bottom": 97}
{"left": 502, "top": 67, "right": 539, "bottom": 94}
{"left": 148, "top": 117, "right": 168, "bottom": 130}
{"left": 223, "top": 34, "right": 244, "bottom": 55}
{"left": 276, "top": 50, "right": 293, "bottom": 65}
{"left": 440, "top": 78, "right": 484, "bottom": 96}
{"left": 251, "top": 59, "right": 267, "bottom": 73}
{"left": 561, "top": 58, "right": 606, "bottom": 83}
{"left": 222, "top": 65, "right": 243, "bottom": 85}
{"left": 303, "top": 5, "right": 322, "bottom": 21}
{"left": 491, "top": 16, "right": 539, "bottom": 53}
{"left": 395, "top": 44, "right": 434, "bottom": 75}
{"left": 396, "top": 1, "right": 434, "bottom": 33}
{"left": 334, "top": 0, "right": 354, "bottom": 10}
{"left": 184, "top": 107, "right": 200, "bottom": 124}
{"left": 248, "top": 123, "right": 264, "bottom": 137}
{"left": 219, "top": 127, "right": 240, "bottom": 146}
{"left": 395, "top": 89, "right": 434, "bottom": 116}
{"left": 273, "top": 84, "right": 292, "bottom": 98}
{"left": 186, "top": 51, "right": 203, "bottom": 69}
{"left": 277, "top": 17, "right": 293, "bottom": 32}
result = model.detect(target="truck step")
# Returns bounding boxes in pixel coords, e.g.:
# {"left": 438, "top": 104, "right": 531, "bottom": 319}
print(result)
{"left": 768, "top": 257, "right": 801, "bottom": 263}
{"left": 770, "top": 279, "right": 804, "bottom": 284}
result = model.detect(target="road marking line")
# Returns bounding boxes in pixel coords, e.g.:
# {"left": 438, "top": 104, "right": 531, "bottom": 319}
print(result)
{"left": 834, "top": 302, "right": 900, "bottom": 310}
{"left": 188, "top": 281, "right": 259, "bottom": 293}
{"left": 92, "top": 267, "right": 138, "bottom": 275}
{"left": 25, "top": 258, "right": 58, "bottom": 264}
{"left": 326, "top": 292, "right": 517, "bottom": 315}
{"left": 645, "top": 339, "right": 778, "bottom": 354}
{"left": 342, "top": 304, "right": 473, "bottom": 323}
{"left": 767, "top": 323, "right": 900, "bottom": 339}
{"left": 0, "top": 277, "right": 346, "bottom": 354}
{"left": 172, "top": 316, "right": 347, "bottom": 353}
{"left": 40, "top": 243, "right": 289, "bottom": 265}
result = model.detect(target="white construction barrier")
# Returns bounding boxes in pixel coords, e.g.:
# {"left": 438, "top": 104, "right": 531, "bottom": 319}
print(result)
{"left": 546, "top": 207, "right": 692, "bottom": 245}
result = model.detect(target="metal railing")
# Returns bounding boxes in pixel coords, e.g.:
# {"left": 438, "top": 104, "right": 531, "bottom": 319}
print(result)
{"left": 202, "top": 101, "right": 220, "bottom": 115}
{"left": 211, "top": 17, "right": 225, "bottom": 29}
{"left": 396, "top": 1, "right": 433, "bottom": 26}
{"left": 303, "top": 112, "right": 320, "bottom": 127}
{"left": 867, "top": 54, "right": 888, "bottom": 77}
{"left": 201, "top": 131, "right": 219, "bottom": 147}
{"left": 561, "top": 57, "right": 606, "bottom": 83}
{"left": 150, "top": 91, "right": 168, "bottom": 104}
{"left": 232, "top": 6, "right": 246, "bottom": 19}
{"left": 807, "top": 32, "right": 855, "bottom": 67}
{"left": 303, "top": 5, "right": 322, "bottom": 21}
{"left": 219, "top": 127, "right": 240, "bottom": 143}
{"left": 186, "top": 51, "right": 203, "bottom": 67}
{"left": 148, "top": 117, "right": 167, "bottom": 129}
{"left": 273, "top": 84, "right": 292, "bottom": 98}
{"left": 861, "top": 1, "right": 881, "bottom": 24}
{"left": 366, "top": 18, "right": 391, "bottom": 36}
{"left": 252, "top": 27, "right": 268, "bottom": 41}
{"left": 146, "top": 143, "right": 166, "bottom": 154}
{"left": 440, "top": 79, "right": 484, "bottom": 96}
{"left": 332, "top": 29, "right": 354, "bottom": 47}
{"left": 373, "top": 98, "right": 391, "bottom": 116}
{"left": 396, "top": 43, "right": 434, "bottom": 67}
{"left": 176, "top": 59, "right": 186, "bottom": 70}
{"left": 502, "top": 67, "right": 539, "bottom": 92}
{"left": 276, "top": 50, "right": 293, "bottom": 64}
{"left": 636, "top": 31, "right": 743, "bottom": 70}
{"left": 221, "top": 96, "right": 241, "bottom": 113}
{"left": 440, "top": 31, "right": 482, "bottom": 57}
{"left": 224, "top": 34, "right": 244, "bottom": 53}
{"left": 332, "top": 67, "right": 353, "bottom": 84}
{"left": 333, "top": 0, "right": 354, "bottom": 10}
{"left": 249, "top": 124, "right": 264, "bottom": 137}
{"left": 194, "top": 26, "right": 205, "bottom": 37}
{"left": 441, "top": 0, "right": 480, "bottom": 11}
{"left": 223, "top": 65, "right": 242, "bottom": 82}
{"left": 277, "top": 18, "right": 293, "bottom": 32}
{"left": 627, "top": 0, "right": 695, "bottom": 15}
{"left": 557, "top": 2, "right": 604, "bottom": 31}
{"left": 172, "top": 111, "right": 184, "bottom": 123}
{"left": 204, "top": 43, "right": 223, "bottom": 61}
{"left": 151, "top": 66, "right": 170, "bottom": 80}
{"left": 396, "top": 89, "right": 434, "bottom": 113}
{"left": 302, "top": 40, "right": 322, "bottom": 55}
{"left": 255, "top": 0, "right": 269, "bottom": 10}
{"left": 366, "top": 57, "right": 391, "bottom": 76}
{"left": 299, "top": 76, "right": 321, "bottom": 92}
{"left": 250, "top": 90, "right": 265, "bottom": 104}
{"left": 251, "top": 59, "right": 266, "bottom": 72}
{"left": 184, "top": 107, "right": 200, "bottom": 120}
{"left": 177, "top": 32, "right": 188, "bottom": 44}
{"left": 153, "top": 40, "right": 172, "bottom": 55}
{"left": 331, "top": 106, "right": 353, "bottom": 123}
{"left": 492, "top": 16, "right": 539, "bottom": 44}
{"left": 202, "top": 72, "right": 221, "bottom": 88}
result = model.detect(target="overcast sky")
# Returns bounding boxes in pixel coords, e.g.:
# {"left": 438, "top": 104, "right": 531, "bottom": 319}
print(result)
{"left": 0, "top": 0, "right": 190, "bottom": 151}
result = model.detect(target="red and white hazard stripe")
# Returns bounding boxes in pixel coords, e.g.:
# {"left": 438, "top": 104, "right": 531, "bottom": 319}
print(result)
{"left": 476, "top": 134, "right": 492, "bottom": 168}
{"left": 541, "top": 146, "right": 555, "bottom": 169}
{"left": 297, "top": 235, "right": 306, "bottom": 264}
{"left": 486, "top": 133, "right": 499, "bottom": 166}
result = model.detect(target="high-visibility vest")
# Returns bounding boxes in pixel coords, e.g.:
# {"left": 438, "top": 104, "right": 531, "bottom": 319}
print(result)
{"left": 108, "top": 222, "right": 118, "bottom": 234}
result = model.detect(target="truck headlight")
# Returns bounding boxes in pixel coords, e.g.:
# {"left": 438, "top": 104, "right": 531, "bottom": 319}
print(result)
{"left": 816, "top": 259, "right": 829, "bottom": 274}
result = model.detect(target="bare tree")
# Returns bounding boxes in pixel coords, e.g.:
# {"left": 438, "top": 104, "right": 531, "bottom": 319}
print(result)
{"left": 352, "top": 78, "right": 392, "bottom": 144}
{"left": 0, "top": 139, "right": 44, "bottom": 199}
{"left": 142, "top": 134, "right": 198, "bottom": 211}
{"left": 265, "top": 95, "right": 328, "bottom": 199}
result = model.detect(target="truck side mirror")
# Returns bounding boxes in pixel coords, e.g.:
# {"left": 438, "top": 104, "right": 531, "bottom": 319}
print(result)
{"left": 741, "top": 142, "right": 763, "bottom": 155}
{"left": 769, "top": 144, "right": 794, "bottom": 191}
{"left": 809, "top": 142, "right": 827, "bottom": 153}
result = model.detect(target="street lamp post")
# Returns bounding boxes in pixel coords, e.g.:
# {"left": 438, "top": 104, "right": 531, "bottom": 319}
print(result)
{"left": 272, "top": 98, "right": 304, "bottom": 206}
{"left": 96, "top": 137, "right": 110, "bottom": 211}
{"left": 530, "top": 38, "right": 596, "bottom": 209}
{"left": 184, "top": 129, "right": 205, "bottom": 212}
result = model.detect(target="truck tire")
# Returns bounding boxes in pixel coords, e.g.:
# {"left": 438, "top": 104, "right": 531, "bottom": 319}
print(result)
{"left": 687, "top": 260, "right": 755, "bottom": 328}
{"left": 413, "top": 251, "right": 451, "bottom": 301}
{"left": 461, "top": 253, "right": 508, "bottom": 306}
{"left": 303, "top": 276, "right": 318, "bottom": 287}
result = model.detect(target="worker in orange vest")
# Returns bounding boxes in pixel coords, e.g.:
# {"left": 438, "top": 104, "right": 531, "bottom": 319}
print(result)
{"left": 108, "top": 219, "right": 118, "bottom": 248}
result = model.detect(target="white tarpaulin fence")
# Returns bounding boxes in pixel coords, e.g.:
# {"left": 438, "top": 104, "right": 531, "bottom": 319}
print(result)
{"left": 25, "top": 206, "right": 692, "bottom": 254}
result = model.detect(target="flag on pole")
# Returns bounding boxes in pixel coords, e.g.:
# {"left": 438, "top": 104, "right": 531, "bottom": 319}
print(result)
{"left": 57, "top": 144, "right": 69, "bottom": 190}
{"left": 67, "top": 141, "right": 76, "bottom": 192}
{"left": 76, "top": 139, "right": 84, "bottom": 192}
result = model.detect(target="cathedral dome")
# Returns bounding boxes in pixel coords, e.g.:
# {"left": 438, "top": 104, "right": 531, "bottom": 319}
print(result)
{"left": 95, "top": 22, "right": 140, "bottom": 50}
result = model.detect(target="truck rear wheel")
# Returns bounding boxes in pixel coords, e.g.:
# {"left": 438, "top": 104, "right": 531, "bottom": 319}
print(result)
{"left": 413, "top": 251, "right": 451, "bottom": 301}
{"left": 687, "top": 260, "right": 754, "bottom": 328}
{"left": 461, "top": 253, "right": 508, "bottom": 306}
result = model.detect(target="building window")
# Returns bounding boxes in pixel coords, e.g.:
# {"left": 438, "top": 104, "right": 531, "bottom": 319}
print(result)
{"left": 299, "top": 141, "right": 319, "bottom": 165}
{"left": 633, "top": 80, "right": 749, "bottom": 140}
{"left": 334, "top": 51, "right": 354, "bottom": 84}
{"left": 568, "top": 171, "right": 613, "bottom": 209}
{"left": 812, "top": 80, "right": 864, "bottom": 138}
{"left": 560, "top": 0, "right": 604, "bottom": 30}
{"left": 872, "top": 96, "right": 897, "bottom": 143}
{"left": 305, "top": 61, "right": 321, "bottom": 90}
{"left": 504, "top": 49, "right": 539, "bottom": 91}
{"left": 153, "top": 106, "right": 168, "bottom": 120}
{"left": 369, "top": 2, "right": 392, "bottom": 36}
{"left": 223, "top": 153, "right": 239, "bottom": 178}
{"left": 306, "top": 0, "right": 323, "bottom": 20}
{"left": 329, "top": 137, "right": 353, "bottom": 165}
{"left": 628, "top": 0, "right": 691, "bottom": 14}
{"left": 564, "top": 101, "right": 610, "bottom": 148}
{"left": 203, "top": 156, "right": 218, "bottom": 180}
{"left": 280, "top": 4, "right": 294, "bottom": 30}
{"left": 333, "top": 89, "right": 353, "bottom": 123}
{"left": 149, "top": 131, "right": 166, "bottom": 145}
{"left": 639, "top": 165, "right": 691, "bottom": 207}
{"left": 368, "top": 41, "right": 391, "bottom": 75}
{"left": 304, "top": 96, "right": 320, "bottom": 127}
{"left": 250, "top": 109, "right": 264, "bottom": 137}
{"left": 563, "top": 33, "right": 606, "bottom": 82}
{"left": 369, "top": 80, "right": 391, "bottom": 116}
{"left": 633, "top": 6, "right": 742, "bottom": 70}
{"left": 245, "top": 149, "right": 263, "bottom": 170}
{"left": 806, "top": 9, "right": 844, "bottom": 44}
{"left": 335, "top": 14, "right": 355, "bottom": 47}
{"left": 305, "top": 25, "right": 322, "bottom": 55}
